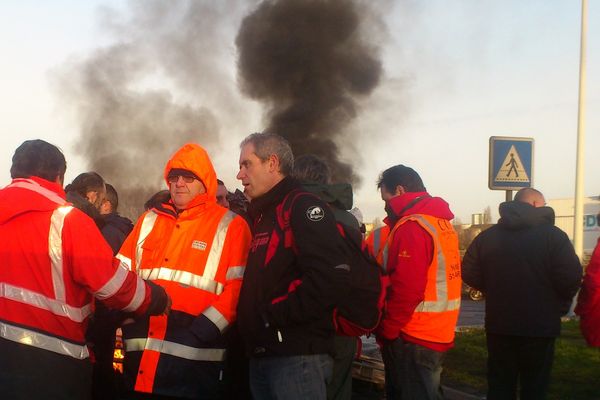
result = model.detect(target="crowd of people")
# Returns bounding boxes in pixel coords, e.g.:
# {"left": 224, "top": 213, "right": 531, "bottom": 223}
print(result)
{"left": 0, "top": 134, "right": 598, "bottom": 400}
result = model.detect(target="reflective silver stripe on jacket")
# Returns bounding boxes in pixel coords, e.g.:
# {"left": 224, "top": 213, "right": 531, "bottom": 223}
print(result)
{"left": 203, "top": 211, "right": 236, "bottom": 282}
{"left": 0, "top": 282, "right": 92, "bottom": 322}
{"left": 203, "top": 306, "right": 229, "bottom": 332}
{"left": 94, "top": 264, "right": 129, "bottom": 300}
{"left": 225, "top": 266, "right": 245, "bottom": 281}
{"left": 373, "top": 228, "right": 382, "bottom": 258}
{"left": 139, "top": 267, "right": 224, "bottom": 294}
{"left": 124, "top": 337, "right": 226, "bottom": 361}
{"left": 116, "top": 254, "right": 132, "bottom": 270}
{"left": 135, "top": 210, "right": 236, "bottom": 293}
{"left": 135, "top": 211, "right": 159, "bottom": 269}
{"left": 121, "top": 276, "right": 146, "bottom": 313}
{"left": 48, "top": 206, "right": 73, "bottom": 302}
{"left": 0, "top": 320, "right": 89, "bottom": 359}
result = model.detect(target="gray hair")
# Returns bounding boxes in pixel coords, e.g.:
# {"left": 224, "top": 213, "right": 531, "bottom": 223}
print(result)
{"left": 240, "top": 132, "right": 294, "bottom": 176}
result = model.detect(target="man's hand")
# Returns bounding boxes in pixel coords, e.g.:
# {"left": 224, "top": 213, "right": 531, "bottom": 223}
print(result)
{"left": 145, "top": 280, "right": 171, "bottom": 316}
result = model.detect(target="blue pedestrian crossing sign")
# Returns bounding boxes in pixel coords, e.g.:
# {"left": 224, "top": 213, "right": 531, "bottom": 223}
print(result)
{"left": 489, "top": 136, "right": 534, "bottom": 190}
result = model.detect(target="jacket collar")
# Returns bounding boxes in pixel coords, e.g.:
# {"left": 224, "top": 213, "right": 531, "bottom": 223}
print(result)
{"left": 248, "top": 176, "right": 300, "bottom": 220}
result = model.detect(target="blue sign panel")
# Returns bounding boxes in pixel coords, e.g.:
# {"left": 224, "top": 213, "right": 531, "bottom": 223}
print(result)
{"left": 489, "top": 136, "right": 534, "bottom": 190}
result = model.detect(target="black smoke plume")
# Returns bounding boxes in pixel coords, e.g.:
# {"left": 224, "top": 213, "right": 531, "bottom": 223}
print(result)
{"left": 55, "top": 0, "right": 250, "bottom": 219}
{"left": 236, "top": 0, "right": 383, "bottom": 185}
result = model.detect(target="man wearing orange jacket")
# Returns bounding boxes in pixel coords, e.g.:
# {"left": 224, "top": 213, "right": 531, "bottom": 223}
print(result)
{"left": 0, "top": 139, "right": 170, "bottom": 400}
{"left": 117, "top": 143, "right": 252, "bottom": 399}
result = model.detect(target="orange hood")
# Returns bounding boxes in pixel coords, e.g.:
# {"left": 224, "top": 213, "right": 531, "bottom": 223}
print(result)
{"left": 163, "top": 143, "right": 217, "bottom": 199}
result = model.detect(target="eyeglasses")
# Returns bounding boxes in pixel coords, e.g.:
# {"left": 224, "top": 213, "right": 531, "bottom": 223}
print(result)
{"left": 167, "top": 175, "right": 196, "bottom": 184}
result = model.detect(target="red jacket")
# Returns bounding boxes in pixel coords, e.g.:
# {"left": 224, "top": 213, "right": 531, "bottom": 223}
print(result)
{"left": 377, "top": 192, "right": 459, "bottom": 351}
{"left": 576, "top": 238, "right": 600, "bottom": 347}
{"left": 0, "top": 177, "right": 156, "bottom": 360}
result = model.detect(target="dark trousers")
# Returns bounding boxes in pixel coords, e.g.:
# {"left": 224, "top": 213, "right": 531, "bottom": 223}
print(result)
{"left": 249, "top": 354, "right": 333, "bottom": 400}
{"left": 486, "top": 333, "right": 555, "bottom": 400}
{"left": 326, "top": 335, "right": 357, "bottom": 400}
{"left": 381, "top": 336, "right": 445, "bottom": 400}
{"left": 0, "top": 338, "right": 92, "bottom": 400}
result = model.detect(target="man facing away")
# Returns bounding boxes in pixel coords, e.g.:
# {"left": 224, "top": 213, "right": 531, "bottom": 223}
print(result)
{"left": 462, "top": 187, "right": 582, "bottom": 400}
{"left": 0, "top": 139, "right": 170, "bottom": 400}
{"left": 376, "top": 164, "right": 461, "bottom": 400}
{"left": 117, "top": 143, "right": 252, "bottom": 399}
{"left": 236, "top": 133, "right": 349, "bottom": 400}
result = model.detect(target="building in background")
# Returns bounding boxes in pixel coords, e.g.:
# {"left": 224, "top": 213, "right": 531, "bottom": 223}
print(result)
{"left": 548, "top": 196, "right": 600, "bottom": 261}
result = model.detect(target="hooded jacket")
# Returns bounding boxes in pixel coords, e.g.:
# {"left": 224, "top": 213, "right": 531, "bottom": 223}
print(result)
{"left": 117, "top": 143, "right": 251, "bottom": 399}
{"left": 300, "top": 182, "right": 359, "bottom": 230}
{"left": 0, "top": 177, "right": 166, "bottom": 400}
{"left": 462, "top": 201, "right": 582, "bottom": 337}
{"left": 376, "top": 192, "right": 460, "bottom": 351}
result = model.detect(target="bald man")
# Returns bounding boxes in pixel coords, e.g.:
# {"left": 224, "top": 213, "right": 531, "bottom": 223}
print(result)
{"left": 462, "top": 187, "right": 582, "bottom": 400}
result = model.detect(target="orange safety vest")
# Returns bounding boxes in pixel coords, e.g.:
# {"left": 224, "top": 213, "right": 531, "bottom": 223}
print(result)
{"left": 379, "top": 214, "right": 461, "bottom": 343}
{"left": 365, "top": 225, "right": 390, "bottom": 264}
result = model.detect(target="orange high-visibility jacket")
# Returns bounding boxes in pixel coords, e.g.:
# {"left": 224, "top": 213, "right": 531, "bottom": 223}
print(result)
{"left": 117, "top": 144, "right": 251, "bottom": 397}
{"left": 0, "top": 177, "right": 153, "bottom": 360}
{"left": 365, "top": 225, "right": 390, "bottom": 263}
{"left": 381, "top": 214, "right": 461, "bottom": 344}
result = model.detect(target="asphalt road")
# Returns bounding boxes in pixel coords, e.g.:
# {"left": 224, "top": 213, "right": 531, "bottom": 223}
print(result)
{"left": 457, "top": 298, "right": 485, "bottom": 327}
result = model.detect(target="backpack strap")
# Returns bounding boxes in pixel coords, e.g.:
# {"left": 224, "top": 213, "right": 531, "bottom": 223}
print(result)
{"left": 275, "top": 189, "right": 319, "bottom": 252}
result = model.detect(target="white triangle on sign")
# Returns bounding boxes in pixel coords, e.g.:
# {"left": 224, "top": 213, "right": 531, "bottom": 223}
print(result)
{"left": 495, "top": 145, "right": 530, "bottom": 183}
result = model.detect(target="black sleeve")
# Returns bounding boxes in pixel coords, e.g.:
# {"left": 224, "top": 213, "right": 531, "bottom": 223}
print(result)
{"left": 143, "top": 280, "right": 170, "bottom": 316}
{"left": 461, "top": 234, "right": 485, "bottom": 292}
{"left": 101, "top": 225, "right": 125, "bottom": 256}
{"left": 266, "top": 194, "right": 350, "bottom": 327}
{"left": 548, "top": 229, "right": 582, "bottom": 309}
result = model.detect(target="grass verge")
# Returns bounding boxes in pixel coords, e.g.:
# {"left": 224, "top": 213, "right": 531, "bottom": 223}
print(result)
{"left": 442, "top": 319, "right": 600, "bottom": 399}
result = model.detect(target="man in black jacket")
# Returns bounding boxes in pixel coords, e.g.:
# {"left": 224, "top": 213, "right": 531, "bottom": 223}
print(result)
{"left": 462, "top": 188, "right": 582, "bottom": 400}
{"left": 236, "top": 133, "right": 349, "bottom": 400}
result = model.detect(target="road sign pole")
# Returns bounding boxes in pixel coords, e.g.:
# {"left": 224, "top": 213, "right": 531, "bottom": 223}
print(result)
{"left": 505, "top": 190, "right": 513, "bottom": 202}
{"left": 574, "top": 0, "right": 587, "bottom": 260}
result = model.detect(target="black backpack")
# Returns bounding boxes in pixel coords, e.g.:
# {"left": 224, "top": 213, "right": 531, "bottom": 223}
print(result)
{"left": 275, "top": 189, "right": 385, "bottom": 336}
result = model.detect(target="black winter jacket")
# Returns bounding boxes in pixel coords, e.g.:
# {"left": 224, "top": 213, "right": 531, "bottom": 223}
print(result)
{"left": 462, "top": 201, "right": 582, "bottom": 337}
{"left": 237, "top": 177, "right": 349, "bottom": 357}
{"left": 101, "top": 212, "right": 133, "bottom": 255}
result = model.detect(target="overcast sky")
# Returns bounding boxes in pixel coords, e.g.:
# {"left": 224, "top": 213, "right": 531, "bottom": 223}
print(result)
{"left": 1, "top": 0, "right": 598, "bottom": 223}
